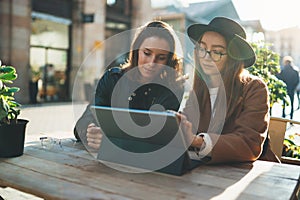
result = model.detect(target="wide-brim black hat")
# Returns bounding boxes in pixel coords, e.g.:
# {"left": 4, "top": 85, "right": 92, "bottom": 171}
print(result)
{"left": 187, "top": 17, "right": 256, "bottom": 68}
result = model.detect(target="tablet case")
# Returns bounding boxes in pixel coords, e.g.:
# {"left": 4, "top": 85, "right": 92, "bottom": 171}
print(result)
{"left": 90, "top": 105, "right": 202, "bottom": 175}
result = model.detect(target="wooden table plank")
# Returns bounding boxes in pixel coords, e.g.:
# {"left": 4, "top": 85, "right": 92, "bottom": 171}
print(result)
{"left": 0, "top": 162, "right": 132, "bottom": 200}
{"left": 25, "top": 142, "right": 300, "bottom": 200}
{"left": 23, "top": 145, "right": 240, "bottom": 198}
{"left": 3, "top": 154, "right": 194, "bottom": 199}
{"left": 0, "top": 139, "right": 299, "bottom": 200}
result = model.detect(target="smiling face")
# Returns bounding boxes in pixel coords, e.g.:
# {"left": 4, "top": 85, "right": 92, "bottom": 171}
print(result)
{"left": 197, "top": 31, "right": 227, "bottom": 76}
{"left": 137, "top": 36, "right": 170, "bottom": 83}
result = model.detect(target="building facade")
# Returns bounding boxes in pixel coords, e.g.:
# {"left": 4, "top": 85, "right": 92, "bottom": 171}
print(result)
{"left": 265, "top": 27, "right": 300, "bottom": 67}
{"left": 0, "top": 0, "right": 152, "bottom": 104}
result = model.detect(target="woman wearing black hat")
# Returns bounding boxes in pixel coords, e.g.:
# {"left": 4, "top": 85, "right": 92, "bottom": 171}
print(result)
{"left": 179, "top": 17, "right": 279, "bottom": 164}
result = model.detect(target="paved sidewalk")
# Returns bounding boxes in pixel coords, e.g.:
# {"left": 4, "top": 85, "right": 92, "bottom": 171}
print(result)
{"left": 19, "top": 102, "right": 87, "bottom": 144}
{"left": 271, "top": 102, "right": 300, "bottom": 136}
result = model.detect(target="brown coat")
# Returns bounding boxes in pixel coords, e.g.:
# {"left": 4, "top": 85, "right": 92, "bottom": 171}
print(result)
{"left": 183, "top": 76, "right": 279, "bottom": 164}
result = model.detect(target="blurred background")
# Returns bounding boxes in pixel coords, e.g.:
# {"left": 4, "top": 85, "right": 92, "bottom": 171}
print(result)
{"left": 0, "top": 0, "right": 299, "bottom": 105}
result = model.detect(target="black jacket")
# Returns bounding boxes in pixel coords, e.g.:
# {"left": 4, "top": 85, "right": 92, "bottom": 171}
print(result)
{"left": 74, "top": 67, "right": 184, "bottom": 141}
{"left": 276, "top": 64, "right": 299, "bottom": 94}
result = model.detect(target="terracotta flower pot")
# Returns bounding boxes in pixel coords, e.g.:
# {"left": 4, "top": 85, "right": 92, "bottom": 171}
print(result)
{"left": 0, "top": 119, "right": 29, "bottom": 158}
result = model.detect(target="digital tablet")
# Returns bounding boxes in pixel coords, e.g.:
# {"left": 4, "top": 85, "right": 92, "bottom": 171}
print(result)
{"left": 90, "top": 105, "right": 202, "bottom": 175}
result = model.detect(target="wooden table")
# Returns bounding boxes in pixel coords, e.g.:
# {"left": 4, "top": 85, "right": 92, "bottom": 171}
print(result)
{"left": 0, "top": 138, "right": 299, "bottom": 200}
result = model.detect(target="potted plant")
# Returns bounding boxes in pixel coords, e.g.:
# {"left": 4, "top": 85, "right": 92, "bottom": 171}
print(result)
{"left": 0, "top": 60, "right": 29, "bottom": 157}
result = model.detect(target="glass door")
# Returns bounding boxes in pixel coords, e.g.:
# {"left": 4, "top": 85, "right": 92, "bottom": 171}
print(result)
{"left": 30, "top": 15, "right": 70, "bottom": 103}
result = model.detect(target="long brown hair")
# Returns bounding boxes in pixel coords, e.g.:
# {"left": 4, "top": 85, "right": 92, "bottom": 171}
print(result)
{"left": 193, "top": 35, "right": 250, "bottom": 121}
{"left": 121, "top": 21, "right": 182, "bottom": 85}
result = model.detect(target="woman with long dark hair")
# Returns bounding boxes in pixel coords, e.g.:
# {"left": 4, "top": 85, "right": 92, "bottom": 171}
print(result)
{"left": 74, "top": 20, "right": 184, "bottom": 150}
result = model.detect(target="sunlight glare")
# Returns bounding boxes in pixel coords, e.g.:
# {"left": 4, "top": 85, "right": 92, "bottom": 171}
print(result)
{"left": 232, "top": 0, "right": 300, "bottom": 31}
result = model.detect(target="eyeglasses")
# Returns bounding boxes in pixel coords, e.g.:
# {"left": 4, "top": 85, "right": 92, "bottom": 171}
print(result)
{"left": 40, "top": 136, "right": 63, "bottom": 150}
{"left": 195, "top": 46, "right": 227, "bottom": 62}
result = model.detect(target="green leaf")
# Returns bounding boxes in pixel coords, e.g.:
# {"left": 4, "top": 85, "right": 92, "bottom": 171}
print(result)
{"left": 0, "top": 97, "right": 9, "bottom": 121}
{"left": 284, "top": 138, "right": 296, "bottom": 145}
{"left": 0, "top": 66, "right": 15, "bottom": 74}
{"left": 7, "top": 87, "right": 19, "bottom": 93}
{"left": 0, "top": 62, "right": 20, "bottom": 124}
{"left": 0, "top": 72, "right": 17, "bottom": 81}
